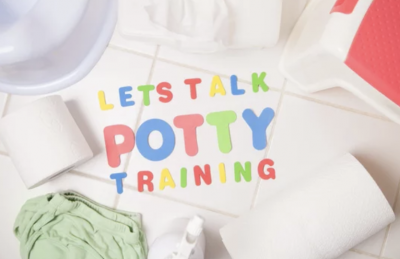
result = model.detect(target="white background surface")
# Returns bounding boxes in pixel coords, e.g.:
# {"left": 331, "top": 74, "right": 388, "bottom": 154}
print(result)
{"left": 1, "top": 0, "right": 400, "bottom": 258}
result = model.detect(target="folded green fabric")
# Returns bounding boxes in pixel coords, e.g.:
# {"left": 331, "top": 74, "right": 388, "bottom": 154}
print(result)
{"left": 14, "top": 192, "right": 147, "bottom": 259}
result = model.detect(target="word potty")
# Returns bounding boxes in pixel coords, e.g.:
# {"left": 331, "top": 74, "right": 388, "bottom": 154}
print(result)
{"left": 104, "top": 108, "right": 275, "bottom": 166}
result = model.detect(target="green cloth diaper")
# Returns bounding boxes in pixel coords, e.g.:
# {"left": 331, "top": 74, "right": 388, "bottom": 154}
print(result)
{"left": 14, "top": 192, "right": 147, "bottom": 259}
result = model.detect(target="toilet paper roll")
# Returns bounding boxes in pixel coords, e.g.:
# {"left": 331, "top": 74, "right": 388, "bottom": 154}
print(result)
{"left": 0, "top": 95, "right": 93, "bottom": 189}
{"left": 220, "top": 154, "right": 395, "bottom": 259}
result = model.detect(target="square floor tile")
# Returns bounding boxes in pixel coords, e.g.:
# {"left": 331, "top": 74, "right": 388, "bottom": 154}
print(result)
{"left": 286, "top": 82, "right": 382, "bottom": 117}
{"left": 3, "top": 48, "right": 154, "bottom": 179}
{"left": 157, "top": 0, "right": 308, "bottom": 88}
{"left": 117, "top": 188, "right": 233, "bottom": 259}
{"left": 0, "top": 154, "right": 118, "bottom": 259}
{"left": 124, "top": 61, "right": 281, "bottom": 215}
{"left": 382, "top": 187, "right": 400, "bottom": 259}
{"left": 257, "top": 95, "right": 400, "bottom": 255}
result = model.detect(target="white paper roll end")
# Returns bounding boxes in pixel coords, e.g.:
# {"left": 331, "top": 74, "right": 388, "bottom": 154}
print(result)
{"left": 0, "top": 95, "right": 93, "bottom": 189}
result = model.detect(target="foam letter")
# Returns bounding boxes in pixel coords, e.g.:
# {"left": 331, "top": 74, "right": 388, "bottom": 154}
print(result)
{"left": 157, "top": 82, "right": 173, "bottom": 103}
{"left": 258, "top": 159, "right": 276, "bottom": 180}
{"left": 98, "top": 91, "right": 114, "bottom": 111}
{"left": 219, "top": 163, "right": 226, "bottom": 184}
{"left": 209, "top": 75, "right": 226, "bottom": 97}
{"left": 138, "top": 85, "right": 155, "bottom": 106}
{"left": 110, "top": 172, "right": 127, "bottom": 194}
{"left": 136, "top": 119, "right": 175, "bottom": 161}
{"left": 174, "top": 114, "right": 204, "bottom": 156}
{"left": 252, "top": 72, "right": 269, "bottom": 93}
{"left": 234, "top": 162, "right": 252, "bottom": 182}
{"left": 243, "top": 108, "right": 275, "bottom": 150}
{"left": 206, "top": 111, "right": 237, "bottom": 153}
{"left": 230, "top": 75, "right": 245, "bottom": 95}
{"left": 194, "top": 165, "right": 212, "bottom": 186}
{"left": 104, "top": 125, "right": 135, "bottom": 168}
{"left": 184, "top": 78, "right": 202, "bottom": 100}
{"left": 119, "top": 86, "right": 135, "bottom": 107}
{"left": 138, "top": 171, "right": 154, "bottom": 192}
{"left": 181, "top": 168, "right": 187, "bottom": 188}
{"left": 159, "top": 168, "right": 176, "bottom": 190}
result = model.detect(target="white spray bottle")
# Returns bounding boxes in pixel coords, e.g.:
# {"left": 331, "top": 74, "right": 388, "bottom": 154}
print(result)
{"left": 148, "top": 216, "right": 206, "bottom": 259}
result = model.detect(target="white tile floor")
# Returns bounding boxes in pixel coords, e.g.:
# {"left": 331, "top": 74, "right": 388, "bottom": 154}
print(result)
{"left": 1, "top": 2, "right": 400, "bottom": 259}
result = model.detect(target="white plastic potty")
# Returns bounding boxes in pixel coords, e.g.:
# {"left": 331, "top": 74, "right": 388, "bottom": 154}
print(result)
{"left": 280, "top": 0, "right": 400, "bottom": 124}
{"left": 0, "top": 0, "right": 117, "bottom": 95}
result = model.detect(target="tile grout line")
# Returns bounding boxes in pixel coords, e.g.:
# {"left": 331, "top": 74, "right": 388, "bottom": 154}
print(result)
{"left": 281, "top": 92, "right": 391, "bottom": 122}
{"left": 350, "top": 248, "right": 380, "bottom": 258}
{"left": 112, "top": 194, "right": 121, "bottom": 210}
{"left": 108, "top": 44, "right": 156, "bottom": 60}
{"left": 249, "top": 83, "right": 287, "bottom": 209}
{"left": 0, "top": 93, "right": 9, "bottom": 156}
{"left": 123, "top": 183, "right": 239, "bottom": 218}
{"left": 378, "top": 179, "right": 400, "bottom": 258}
{"left": 70, "top": 170, "right": 117, "bottom": 186}
{"left": 0, "top": 94, "right": 7, "bottom": 117}
{"left": 122, "top": 46, "right": 160, "bottom": 174}
{"left": 153, "top": 57, "right": 239, "bottom": 81}
{"left": 1, "top": 93, "right": 11, "bottom": 118}
{"left": 378, "top": 225, "right": 391, "bottom": 258}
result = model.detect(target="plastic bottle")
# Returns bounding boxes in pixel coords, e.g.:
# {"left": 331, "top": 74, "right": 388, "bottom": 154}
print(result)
{"left": 148, "top": 216, "right": 206, "bottom": 259}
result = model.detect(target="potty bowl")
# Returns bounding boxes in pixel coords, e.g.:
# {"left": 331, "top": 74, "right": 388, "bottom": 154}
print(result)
{"left": 0, "top": 0, "right": 117, "bottom": 95}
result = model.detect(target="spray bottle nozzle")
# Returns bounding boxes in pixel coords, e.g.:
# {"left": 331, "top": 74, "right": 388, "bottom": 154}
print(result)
{"left": 173, "top": 216, "right": 205, "bottom": 259}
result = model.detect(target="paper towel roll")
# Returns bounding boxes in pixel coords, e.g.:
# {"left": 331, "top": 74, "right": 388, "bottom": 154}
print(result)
{"left": 220, "top": 154, "right": 395, "bottom": 259}
{"left": 0, "top": 95, "right": 93, "bottom": 189}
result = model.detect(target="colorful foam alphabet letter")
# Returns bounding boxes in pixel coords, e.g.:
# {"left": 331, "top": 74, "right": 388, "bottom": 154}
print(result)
{"left": 206, "top": 111, "right": 237, "bottom": 153}
{"left": 136, "top": 119, "right": 176, "bottom": 161}
{"left": 243, "top": 108, "right": 275, "bottom": 150}
{"left": 104, "top": 125, "right": 135, "bottom": 168}
{"left": 174, "top": 114, "right": 204, "bottom": 156}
